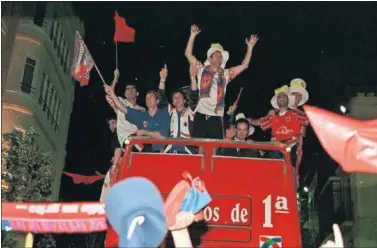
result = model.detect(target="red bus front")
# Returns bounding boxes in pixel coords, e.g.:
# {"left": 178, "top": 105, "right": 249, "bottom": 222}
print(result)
{"left": 109, "top": 138, "right": 301, "bottom": 248}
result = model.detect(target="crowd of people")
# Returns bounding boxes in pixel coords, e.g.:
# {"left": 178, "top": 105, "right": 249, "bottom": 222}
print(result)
{"left": 100, "top": 24, "right": 310, "bottom": 199}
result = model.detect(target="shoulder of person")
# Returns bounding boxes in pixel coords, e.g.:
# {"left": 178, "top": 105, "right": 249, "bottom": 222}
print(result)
{"left": 135, "top": 105, "right": 145, "bottom": 111}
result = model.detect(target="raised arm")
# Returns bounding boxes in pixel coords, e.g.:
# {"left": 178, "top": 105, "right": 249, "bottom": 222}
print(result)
{"left": 104, "top": 84, "right": 127, "bottom": 114}
{"left": 158, "top": 64, "right": 169, "bottom": 107}
{"left": 247, "top": 117, "right": 261, "bottom": 126}
{"left": 188, "top": 64, "right": 199, "bottom": 110}
{"left": 229, "top": 35, "right": 259, "bottom": 79}
{"left": 110, "top": 69, "right": 119, "bottom": 90}
{"left": 247, "top": 109, "right": 276, "bottom": 126}
{"left": 185, "top": 25, "right": 201, "bottom": 65}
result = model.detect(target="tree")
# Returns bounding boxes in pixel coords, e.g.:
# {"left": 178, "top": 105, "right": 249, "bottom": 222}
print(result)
{"left": 1, "top": 128, "right": 56, "bottom": 247}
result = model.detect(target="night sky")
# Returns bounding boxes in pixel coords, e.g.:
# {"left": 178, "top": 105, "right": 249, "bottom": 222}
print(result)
{"left": 59, "top": 2, "right": 377, "bottom": 245}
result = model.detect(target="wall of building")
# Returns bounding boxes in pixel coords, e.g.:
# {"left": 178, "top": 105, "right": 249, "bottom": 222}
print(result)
{"left": 346, "top": 92, "right": 377, "bottom": 247}
{"left": 313, "top": 92, "right": 377, "bottom": 247}
{"left": 1, "top": 2, "right": 84, "bottom": 200}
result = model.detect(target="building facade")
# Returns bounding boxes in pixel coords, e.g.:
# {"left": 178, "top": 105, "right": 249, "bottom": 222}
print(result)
{"left": 302, "top": 91, "right": 377, "bottom": 247}
{"left": 1, "top": 2, "right": 84, "bottom": 200}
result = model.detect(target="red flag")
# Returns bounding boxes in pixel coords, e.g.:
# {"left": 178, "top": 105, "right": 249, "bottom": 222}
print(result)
{"left": 303, "top": 105, "right": 377, "bottom": 174}
{"left": 63, "top": 172, "right": 106, "bottom": 185}
{"left": 114, "top": 11, "right": 135, "bottom": 43}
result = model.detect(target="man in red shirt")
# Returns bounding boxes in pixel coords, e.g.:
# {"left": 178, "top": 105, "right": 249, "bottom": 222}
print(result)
{"left": 248, "top": 85, "right": 309, "bottom": 181}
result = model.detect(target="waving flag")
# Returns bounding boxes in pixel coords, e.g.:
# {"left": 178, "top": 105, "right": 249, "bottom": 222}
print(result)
{"left": 304, "top": 105, "right": 377, "bottom": 173}
{"left": 62, "top": 171, "right": 106, "bottom": 185}
{"left": 71, "top": 31, "right": 94, "bottom": 86}
{"left": 165, "top": 171, "right": 212, "bottom": 231}
{"left": 114, "top": 11, "right": 135, "bottom": 43}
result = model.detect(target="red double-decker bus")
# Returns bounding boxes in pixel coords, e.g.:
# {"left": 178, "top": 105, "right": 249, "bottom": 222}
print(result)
{"left": 109, "top": 137, "right": 301, "bottom": 248}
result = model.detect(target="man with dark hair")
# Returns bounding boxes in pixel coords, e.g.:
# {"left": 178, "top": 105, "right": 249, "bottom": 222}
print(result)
{"left": 247, "top": 85, "right": 309, "bottom": 184}
{"left": 217, "top": 114, "right": 258, "bottom": 157}
{"left": 157, "top": 64, "right": 199, "bottom": 154}
{"left": 185, "top": 24, "right": 258, "bottom": 139}
{"left": 104, "top": 83, "right": 170, "bottom": 153}
{"left": 105, "top": 69, "right": 145, "bottom": 150}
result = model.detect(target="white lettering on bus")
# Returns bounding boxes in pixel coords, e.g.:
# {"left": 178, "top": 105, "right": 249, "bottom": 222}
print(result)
{"left": 263, "top": 195, "right": 289, "bottom": 228}
{"left": 203, "top": 206, "right": 220, "bottom": 222}
{"left": 231, "top": 203, "right": 249, "bottom": 223}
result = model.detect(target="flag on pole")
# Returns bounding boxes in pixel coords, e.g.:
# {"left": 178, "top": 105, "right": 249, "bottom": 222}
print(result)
{"left": 114, "top": 11, "right": 135, "bottom": 43}
{"left": 71, "top": 31, "right": 95, "bottom": 86}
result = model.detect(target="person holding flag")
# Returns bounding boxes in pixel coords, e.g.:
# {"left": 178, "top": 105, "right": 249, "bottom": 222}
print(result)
{"left": 104, "top": 83, "right": 170, "bottom": 153}
{"left": 185, "top": 24, "right": 258, "bottom": 140}
{"left": 105, "top": 69, "right": 145, "bottom": 151}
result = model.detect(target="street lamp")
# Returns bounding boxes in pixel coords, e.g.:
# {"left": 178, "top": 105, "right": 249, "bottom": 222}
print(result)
{"left": 303, "top": 186, "right": 309, "bottom": 193}
{"left": 340, "top": 105, "right": 347, "bottom": 114}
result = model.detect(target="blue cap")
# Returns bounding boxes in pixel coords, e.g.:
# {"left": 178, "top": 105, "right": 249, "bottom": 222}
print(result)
{"left": 105, "top": 177, "right": 167, "bottom": 247}
{"left": 180, "top": 186, "right": 212, "bottom": 214}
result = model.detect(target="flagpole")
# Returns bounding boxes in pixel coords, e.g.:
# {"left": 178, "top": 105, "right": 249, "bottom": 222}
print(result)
{"left": 92, "top": 61, "right": 107, "bottom": 86}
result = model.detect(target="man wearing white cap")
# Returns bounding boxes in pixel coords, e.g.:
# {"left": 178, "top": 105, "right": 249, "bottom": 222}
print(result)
{"left": 185, "top": 24, "right": 258, "bottom": 139}
{"left": 248, "top": 85, "right": 309, "bottom": 183}
{"left": 289, "top": 78, "right": 309, "bottom": 110}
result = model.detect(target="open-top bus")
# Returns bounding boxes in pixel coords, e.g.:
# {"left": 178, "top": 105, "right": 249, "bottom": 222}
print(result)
{"left": 108, "top": 137, "right": 301, "bottom": 248}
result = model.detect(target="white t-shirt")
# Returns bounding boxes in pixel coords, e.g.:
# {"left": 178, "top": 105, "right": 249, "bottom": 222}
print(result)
{"left": 116, "top": 98, "right": 145, "bottom": 147}
{"left": 195, "top": 61, "right": 233, "bottom": 117}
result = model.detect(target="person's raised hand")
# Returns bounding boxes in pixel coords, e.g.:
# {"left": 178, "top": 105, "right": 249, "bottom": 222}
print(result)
{"left": 160, "top": 64, "right": 168, "bottom": 82}
{"left": 246, "top": 34, "right": 259, "bottom": 49}
{"left": 114, "top": 69, "right": 119, "bottom": 80}
{"left": 227, "top": 103, "right": 238, "bottom": 115}
{"left": 104, "top": 84, "right": 114, "bottom": 96}
{"left": 190, "top": 24, "right": 201, "bottom": 36}
{"left": 320, "top": 224, "right": 344, "bottom": 248}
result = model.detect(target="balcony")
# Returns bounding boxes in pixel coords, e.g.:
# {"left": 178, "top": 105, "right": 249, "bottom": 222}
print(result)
{"left": 315, "top": 176, "right": 355, "bottom": 246}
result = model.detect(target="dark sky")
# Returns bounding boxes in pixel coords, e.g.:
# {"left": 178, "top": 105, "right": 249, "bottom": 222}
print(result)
{"left": 57, "top": 2, "right": 377, "bottom": 246}
{"left": 61, "top": 1, "right": 377, "bottom": 202}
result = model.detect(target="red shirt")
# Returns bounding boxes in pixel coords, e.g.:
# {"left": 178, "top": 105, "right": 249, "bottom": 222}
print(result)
{"left": 260, "top": 110, "right": 309, "bottom": 142}
{"left": 272, "top": 111, "right": 302, "bottom": 141}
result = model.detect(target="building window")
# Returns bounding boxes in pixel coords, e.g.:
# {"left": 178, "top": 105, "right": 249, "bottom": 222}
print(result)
{"left": 42, "top": 78, "right": 51, "bottom": 112}
{"left": 64, "top": 50, "right": 70, "bottom": 74}
{"left": 20, "top": 57, "right": 36, "bottom": 94}
{"left": 39, "top": 72, "right": 48, "bottom": 106}
{"left": 33, "top": 2, "right": 46, "bottom": 27}
{"left": 54, "top": 101, "right": 61, "bottom": 132}
{"left": 53, "top": 23, "right": 60, "bottom": 50}
{"left": 60, "top": 40, "right": 66, "bottom": 65}
{"left": 38, "top": 72, "right": 61, "bottom": 133}
{"left": 47, "top": 87, "right": 55, "bottom": 122}
{"left": 50, "top": 13, "right": 57, "bottom": 41}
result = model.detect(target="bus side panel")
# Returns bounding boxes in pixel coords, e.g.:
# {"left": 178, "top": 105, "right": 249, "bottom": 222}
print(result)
{"left": 126, "top": 153, "right": 204, "bottom": 194}
{"left": 199, "top": 157, "right": 301, "bottom": 248}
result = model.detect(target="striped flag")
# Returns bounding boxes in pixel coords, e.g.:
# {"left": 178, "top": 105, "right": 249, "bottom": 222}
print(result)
{"left": 71, "top": 31, "right": 94, "bottom": 86}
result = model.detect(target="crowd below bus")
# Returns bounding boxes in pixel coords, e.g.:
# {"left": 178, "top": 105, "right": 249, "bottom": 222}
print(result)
{"left": 100, "top": 24, "right": 310, "bottom": 200}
